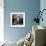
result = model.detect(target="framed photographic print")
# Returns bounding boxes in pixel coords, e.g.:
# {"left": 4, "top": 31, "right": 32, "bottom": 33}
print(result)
{"left": 10, "top": 12, "right": 25, "bottom": 27}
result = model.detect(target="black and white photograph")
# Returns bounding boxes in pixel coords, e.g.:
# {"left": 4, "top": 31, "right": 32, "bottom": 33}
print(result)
{"left": 10, "top": 12, "right": 25, "bottom": 27}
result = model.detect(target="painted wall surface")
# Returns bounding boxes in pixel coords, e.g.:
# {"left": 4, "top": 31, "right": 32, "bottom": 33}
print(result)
{"left": 0, "top": 0, "right": 4, "bottom": 42}
{"left": 4, "top": 0, "right": 40, "bottom": 42}
{"left": 40, "top": 0, "right": 46, "bottom": 27}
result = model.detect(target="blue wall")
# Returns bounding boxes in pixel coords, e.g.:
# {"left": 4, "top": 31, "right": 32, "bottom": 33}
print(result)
{"left": 40, "top": 0, "right": 46, "bottom": 27}
{"left": 4, "top": 0, "right": 40, "bottom": 42}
